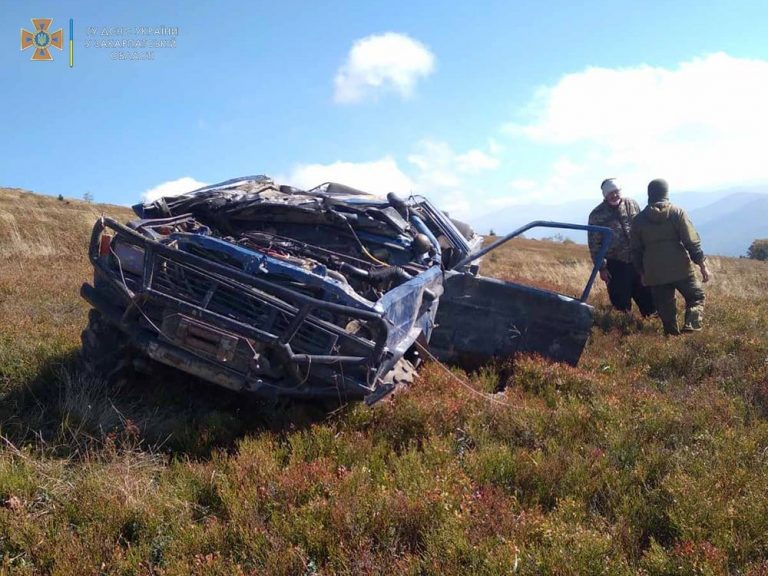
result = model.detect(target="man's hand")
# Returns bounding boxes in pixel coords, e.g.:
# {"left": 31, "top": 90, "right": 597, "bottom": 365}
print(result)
{"left": 599, "top": 268, "right": 611, "bottom": 282}
{"left": 700, "top": 262, "right": 710, "bottom": 283}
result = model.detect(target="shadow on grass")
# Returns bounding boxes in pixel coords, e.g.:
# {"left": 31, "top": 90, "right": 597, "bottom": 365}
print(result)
{"left": 0, "top": 350, "right": 343, "bottom": 460}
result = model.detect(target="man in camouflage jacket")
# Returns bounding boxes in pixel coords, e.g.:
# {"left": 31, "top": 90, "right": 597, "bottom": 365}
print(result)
{"left": 588, "top": 178, "right": 656, "bottom": 316}
{"left": 630, "top": 179, "right": 711, "bottom": 335}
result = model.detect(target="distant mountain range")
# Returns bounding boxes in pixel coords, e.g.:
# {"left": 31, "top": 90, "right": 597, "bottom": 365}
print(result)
{"left": 470, "top": 185, "right": 768, "bottom": 257}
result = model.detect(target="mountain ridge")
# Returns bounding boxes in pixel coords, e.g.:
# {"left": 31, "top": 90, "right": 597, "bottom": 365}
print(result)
{"left": 470, "top": 185, "right": 768, "bottom": 256}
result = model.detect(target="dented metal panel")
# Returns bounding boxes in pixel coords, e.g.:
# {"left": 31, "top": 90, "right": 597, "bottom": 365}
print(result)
{"left": 431, "top": 271, "right": 594, "bottom": 368}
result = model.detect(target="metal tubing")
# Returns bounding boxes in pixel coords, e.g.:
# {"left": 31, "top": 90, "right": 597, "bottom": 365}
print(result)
{"left": 91, "top": 218, "right": 391, "bottom": 354}
{"left": 450, "top": 221, "right": 613, "bottom": 302}
{"left": 81, "top": 283, "right": 372, "bottom": 372}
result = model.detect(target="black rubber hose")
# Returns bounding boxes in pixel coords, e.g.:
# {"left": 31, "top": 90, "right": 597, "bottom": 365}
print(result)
{"left": 368, "top": 266, "right": 412, "bottom": 284}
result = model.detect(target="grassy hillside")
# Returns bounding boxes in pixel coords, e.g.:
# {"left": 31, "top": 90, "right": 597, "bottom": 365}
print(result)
{"left": 1, "top": 187, "right": 768, "bottom": 574}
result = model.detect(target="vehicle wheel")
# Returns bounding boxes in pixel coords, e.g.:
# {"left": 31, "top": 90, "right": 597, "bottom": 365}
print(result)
{"left": 80, "top": 309, "right": 134, "bottom": 387}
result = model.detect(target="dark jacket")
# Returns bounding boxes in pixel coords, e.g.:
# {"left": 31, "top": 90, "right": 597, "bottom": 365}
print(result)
{"left": 587, "top": 197, "right": 641, "bottom": 266}
{"left": 630, "top": 201, "right": 705, "bottom": 286}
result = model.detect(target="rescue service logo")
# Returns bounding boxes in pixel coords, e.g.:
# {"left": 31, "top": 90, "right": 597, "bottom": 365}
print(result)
{"left": 20, "top": 18, "right": 64, "bottom": 61}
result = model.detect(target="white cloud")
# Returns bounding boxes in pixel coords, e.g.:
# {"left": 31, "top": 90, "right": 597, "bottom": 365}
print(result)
{"left": 485, "top": 179, "right": 538, "bottom": 208}
{"left": 403, "top": 139, "right": 502, "bottom": 217}
{"left": 508, "top": 179, "right": 536, "bottom": 192}
{"left": 334, "top": 32, "right": 435, "bottom": 104}
{"left": 407, "top": 140, "right": 462, "bottom": 188}
{"left": 281, "top": 139, "right": 500, "bottom": 219}
{"left": 432, "top": 189, "right": 473, "bottom": 218}
{"left": 142, "top": 177, "right": 207, "bottom": 202}
{"left": 504, "top": 53, "right": 768, "bottom": 198}
{"left": 285, "top": 157, "right": 414, "bottom": 195}
{"left": 408, "top": 139, "right": 500, "bottom": 187}
{"left": 455, "top": 149, "right": 500, "bottom": 173}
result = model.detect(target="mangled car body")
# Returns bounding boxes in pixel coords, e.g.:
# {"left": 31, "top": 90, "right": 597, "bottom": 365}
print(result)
{"left": 81, "top": 176, "right": 611, "bottom": 404}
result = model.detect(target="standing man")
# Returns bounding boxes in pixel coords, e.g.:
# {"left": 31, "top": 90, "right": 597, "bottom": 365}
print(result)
{"left": 588, "top": 178, "right": 656, "bottom": 317}
{"left": 630, "top": 179, "right": 710, "bottom": 335}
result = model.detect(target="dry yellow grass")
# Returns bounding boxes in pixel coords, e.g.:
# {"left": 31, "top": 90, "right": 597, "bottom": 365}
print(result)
{"left": 0, "top": 188, "right": 134, "bottom": 393}
{"left": 480, "top": 237, "right": 598, "bottom": 299}
{"left": 0, "top": 188, "right": 132, "bottom": 258}
{"left": 480, "top": 236, "right": 768, "bottom": 302}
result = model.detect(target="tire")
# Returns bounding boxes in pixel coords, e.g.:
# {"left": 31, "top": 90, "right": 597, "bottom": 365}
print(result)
{"left": 79, "top": 309, "right": 134, "bottom": 387}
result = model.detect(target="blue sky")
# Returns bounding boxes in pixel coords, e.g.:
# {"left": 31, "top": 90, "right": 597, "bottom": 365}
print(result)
{"left": 3, "top": 0, "right": 768, "bottom": 223}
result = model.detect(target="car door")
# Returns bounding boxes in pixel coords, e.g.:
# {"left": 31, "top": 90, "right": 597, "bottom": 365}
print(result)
{"left": 428, "top": 221, "right": 612, "bottom": 368}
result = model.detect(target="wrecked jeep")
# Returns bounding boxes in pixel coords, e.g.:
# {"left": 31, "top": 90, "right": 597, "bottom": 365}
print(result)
{"left": 81, "top": 176, "right": 611, "bottom": 404}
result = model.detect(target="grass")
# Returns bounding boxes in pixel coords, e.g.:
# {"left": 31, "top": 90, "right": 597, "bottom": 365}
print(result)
{"left": 1, "top": 186, "right": 768, "bottom": 574}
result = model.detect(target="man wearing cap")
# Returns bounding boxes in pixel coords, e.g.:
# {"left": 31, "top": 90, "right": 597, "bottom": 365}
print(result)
{"left": 588, "top": 178, "right": 656, "bottom": 317}
{"left": 630, "top": 179, "right": 710, "bottom": 335}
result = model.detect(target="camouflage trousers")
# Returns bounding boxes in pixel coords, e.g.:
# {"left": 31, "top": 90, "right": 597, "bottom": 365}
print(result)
{"left": 650, "top": 274, "right": 705, "bottom": 336}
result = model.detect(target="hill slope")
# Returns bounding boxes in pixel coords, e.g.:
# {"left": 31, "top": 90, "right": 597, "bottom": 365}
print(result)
{"left": 693, "top": 195, "right": 768, "bottom": 256}
{"left": 1, "top": 187, "right": 768, "bottom": 574}
{"left": 0, "top": 187, "right": 135, "bottom": 257}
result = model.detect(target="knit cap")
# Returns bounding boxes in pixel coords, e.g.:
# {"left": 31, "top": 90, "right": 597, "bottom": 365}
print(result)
{"left": 648, "top": 179, "right": 669, "bottom": 203}
{"left": 600, "top": 178, "right": 621, "bottom": 198}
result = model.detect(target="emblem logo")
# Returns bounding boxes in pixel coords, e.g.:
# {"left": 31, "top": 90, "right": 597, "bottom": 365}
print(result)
{"left": 20, "top": 18, "right": 64, "bottom": 61}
